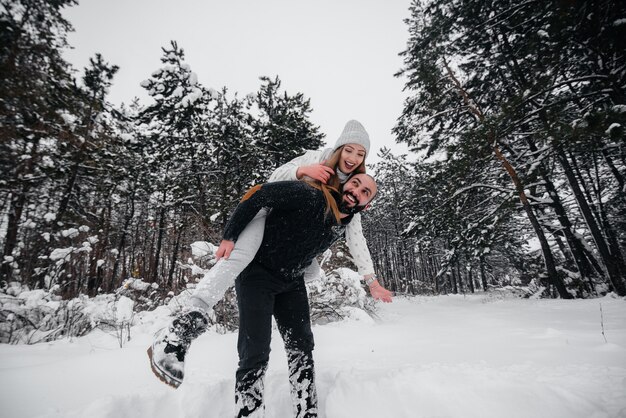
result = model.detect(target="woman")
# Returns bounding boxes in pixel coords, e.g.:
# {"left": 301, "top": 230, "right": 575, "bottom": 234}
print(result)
{"left": 148, "top": 120, "right": 392, "bottom": 388}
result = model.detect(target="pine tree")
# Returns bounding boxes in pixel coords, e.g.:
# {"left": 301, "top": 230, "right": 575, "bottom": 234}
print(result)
{"left": 137, "top": 41, "right": 213, "bottom": 284}
{"left": 0, "top": 0, "right": 78, "bottom": 283}
{"left": 203, "top": 89, "right": 257, "bottom": 230}
{"left": 253, "top": 76, "right": 325, "bottom": 177}
{"left": 395, "top": 0, "right": 626, "bottom": 297}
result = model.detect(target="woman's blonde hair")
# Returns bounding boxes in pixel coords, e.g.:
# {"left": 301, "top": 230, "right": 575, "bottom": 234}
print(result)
{"left": 304, "top": 181, "right": 342, "bottom": 223}
{"left": 241, "top": 182, "right": 343, "bottom": 223}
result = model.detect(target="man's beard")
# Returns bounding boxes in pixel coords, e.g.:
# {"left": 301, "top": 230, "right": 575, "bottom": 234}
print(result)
{"left": 338, "top": 191, "right": 367, "bottom": 215}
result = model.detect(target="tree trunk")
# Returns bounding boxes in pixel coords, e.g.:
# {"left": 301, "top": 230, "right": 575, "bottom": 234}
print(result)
{"left": 480, "top": 256, "right": 488, "bottom": 291}
{"left": 152, "top": 204, "right": 167, "bottom": 284}
{"left": 456, "top": 262, "right": 464, "bottom": 294}
{"left": 525, "top": 137, "right": 600, "bottom": 285}
{"left": 1, "top": 185, "right": 27, "bottom": 282}
{"left": 602, "top": 149, "right": 625, "bottom": 193}
{"left": 167, "top": 220, "right": 184, "bottom": 289}
{"left": 442, "top": 60, "right": 571, "bottom": 299}
{"left": 555, "top": 146, "right": 626, "bottom": 295}
{"left": 1, "top": 139, "right": 38, "bottom": 282}
{"left": 468, "top": 264, "right": 475, "bottom": 293}
{"left": 111, "top": 185, "right": 137, "bottom": 289}
{"left": 495, "top": 145, "right": 571, "bottom": 298}
{"left": 451, "top": 264, "right": 458, "bottom": 294}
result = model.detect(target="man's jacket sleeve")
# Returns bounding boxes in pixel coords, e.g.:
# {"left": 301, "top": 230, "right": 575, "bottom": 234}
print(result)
{"left": 223, "top": 181, "right": 313, "bottom": 242}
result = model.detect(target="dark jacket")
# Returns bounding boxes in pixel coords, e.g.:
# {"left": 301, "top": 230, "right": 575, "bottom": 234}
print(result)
{"left": 224, "top": 181, "right": 352, "bottom": 279}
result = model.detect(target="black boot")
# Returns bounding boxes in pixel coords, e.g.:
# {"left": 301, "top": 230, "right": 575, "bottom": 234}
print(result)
{"left": 148, "top": 309, "right": 209, "bottom": 388}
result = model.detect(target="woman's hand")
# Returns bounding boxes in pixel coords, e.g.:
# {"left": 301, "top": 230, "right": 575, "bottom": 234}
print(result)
{"left": 215, "top": 239, "right": 235, "bottom": 260}
{"left": 368, "top": 280, "right": 393, "bottom": 303}
{"left": 296, "top": 163, "right": 335, "bottom": 184}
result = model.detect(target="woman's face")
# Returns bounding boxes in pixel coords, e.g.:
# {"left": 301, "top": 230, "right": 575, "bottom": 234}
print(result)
{"left": 338, "top": 144, "right": 366, "bottom": 174}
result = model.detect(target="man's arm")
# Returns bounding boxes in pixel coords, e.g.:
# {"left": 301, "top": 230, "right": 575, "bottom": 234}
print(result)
{"left": 222, "top": 181, "right": 314, "bottom": 242}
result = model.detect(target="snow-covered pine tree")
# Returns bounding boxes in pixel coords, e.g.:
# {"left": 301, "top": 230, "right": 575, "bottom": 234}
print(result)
{"left": 395, "top": 0, "right": 626, "bottom": 297}
{"left": 137, "top": 41, "right": 213, "bottom": 285}
{"left": 0, "top": 0, "right": 78, "bottom": 284}
{"left": 203, "top": 88, "right": 258, "bottom": 232}
{"left": 364, "top": 148, "right": 529, "bottom": 295}
{"left": 29, "top": 53, "right": 122, "bottom": 297}
{"left": 253, "top": 76, "right": 325, "bottom": 177}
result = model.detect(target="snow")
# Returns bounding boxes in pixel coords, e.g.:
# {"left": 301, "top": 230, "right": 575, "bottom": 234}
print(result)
{"left": 190, "top": 241, "right": 216, "bottom": 258}
{"left": 43, "top": 213, "right": 56, "bottom": 222}
{"left": 23, "top": 219, "right": 37, "bottom": 229}
{"left": 49, "top": 247, "right": 73, "bottom": 261}
{"left": 1, "top": 294, "right": 625, "bottom": 418}
{"left": 57, "top": 110, "right": 77, "bottom": 129}
{"left": 171, "top": 86, "right": 184, "bottom": 98}
{"left": 208, "top": 88, "right": 219, "bottom": 99}
{"left": 60, "top": 228, "right": 79, "bottom": 239}
{"left": 605, "top": 123, "right": 621, "bottom": 135}
{"left": 122, "top": 278, "right": 152, "bottom": 291}
{"left": 115, "top": 296, "right": 134, "bottom": 322}
{"left": 613, "top": 18, "right": 626, "bottom": 26}
{"left": 180, "top": 88, "right": 202, "bottom": 107}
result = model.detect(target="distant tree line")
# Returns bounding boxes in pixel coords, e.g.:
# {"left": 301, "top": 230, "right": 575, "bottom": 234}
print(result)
{"left": 0, "top": 0, "right": 323, "bottom": 298}
{"left": 362, "top": 0, "right": 626, "bottom": 298}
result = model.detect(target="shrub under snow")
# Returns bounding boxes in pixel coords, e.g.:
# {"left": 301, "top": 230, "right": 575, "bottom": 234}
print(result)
{"left": 0, "top": 267, "right": 377, "bottom": 345}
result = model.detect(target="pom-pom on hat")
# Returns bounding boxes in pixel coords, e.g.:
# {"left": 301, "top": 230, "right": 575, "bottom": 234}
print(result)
{"left": 333, "top": 120, "right": 370, "bottom": 155}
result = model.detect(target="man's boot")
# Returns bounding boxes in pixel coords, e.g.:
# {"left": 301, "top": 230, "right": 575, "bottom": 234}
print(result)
{"left": 147, "top": 309, "right": 209, "bottom": 388}
{"left": 235, "top": 363, "right": 268, "bottom": 418}
{"left": 287, "top": 349, "right": 318, "bottom": 418}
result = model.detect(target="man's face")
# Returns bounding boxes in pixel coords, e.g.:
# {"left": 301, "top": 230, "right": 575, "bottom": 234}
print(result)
{"left": 339, "top": 174, "right": 377, "bottom": 214}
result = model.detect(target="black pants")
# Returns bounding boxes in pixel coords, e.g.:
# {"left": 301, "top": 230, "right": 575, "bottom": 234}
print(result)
{"left": 235, "top": 262, "right": 317, "bottom": 417}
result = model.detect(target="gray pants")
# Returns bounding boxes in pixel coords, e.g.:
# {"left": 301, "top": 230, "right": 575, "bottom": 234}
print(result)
{"left": 190, "top": 209, "right": 321, "bottom": 312}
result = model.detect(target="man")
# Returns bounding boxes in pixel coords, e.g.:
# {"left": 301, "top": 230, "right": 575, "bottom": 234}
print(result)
{"left": 229, "top": 174, "right": 385, "bottom": 418}
{"left": 149, "top": 174, "right": 390, "bottom": 417}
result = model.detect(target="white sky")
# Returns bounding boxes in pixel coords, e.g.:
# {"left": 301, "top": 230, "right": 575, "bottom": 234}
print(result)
{"left": 62, "top": 0, "right": 413, "bottom": 163}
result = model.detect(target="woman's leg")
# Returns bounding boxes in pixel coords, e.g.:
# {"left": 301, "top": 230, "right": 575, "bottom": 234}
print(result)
{"left": 190, "top": 209, "right": 268, "bottom": 312}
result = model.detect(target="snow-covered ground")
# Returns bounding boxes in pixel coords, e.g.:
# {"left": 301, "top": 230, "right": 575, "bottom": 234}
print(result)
{"left": 1, "top": 294, "right": 625, "bottom": 418}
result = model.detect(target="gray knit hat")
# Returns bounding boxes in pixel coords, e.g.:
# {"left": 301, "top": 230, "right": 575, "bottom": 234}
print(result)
{"left": 333, "top": 120, "right": 370, "bottom": 155}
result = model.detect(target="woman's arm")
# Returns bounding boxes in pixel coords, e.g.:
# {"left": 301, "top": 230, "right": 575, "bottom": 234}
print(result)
{"left": 345, "top": 213, "right": 375, "bottom": 276}
{"left": 268, "top": 149, "right": 329, "bottom": 182}
{"left": 345, "top": 213, "right": 393, "bottom": 302}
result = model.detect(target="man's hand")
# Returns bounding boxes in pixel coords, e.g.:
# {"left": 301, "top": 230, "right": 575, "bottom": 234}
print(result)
{"left": 296, "top": 163, "right": 335, "bottom": 184}
{"left": 369, "top": 280, "right": 393, "bottom": 303}
{"left": 215, "top": 239, "right": 235, "bottom": 261}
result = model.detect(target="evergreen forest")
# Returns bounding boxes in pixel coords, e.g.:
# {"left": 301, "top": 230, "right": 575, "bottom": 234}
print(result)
{"left": 1, "top": 0, "right": 625, "bottom": 319}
